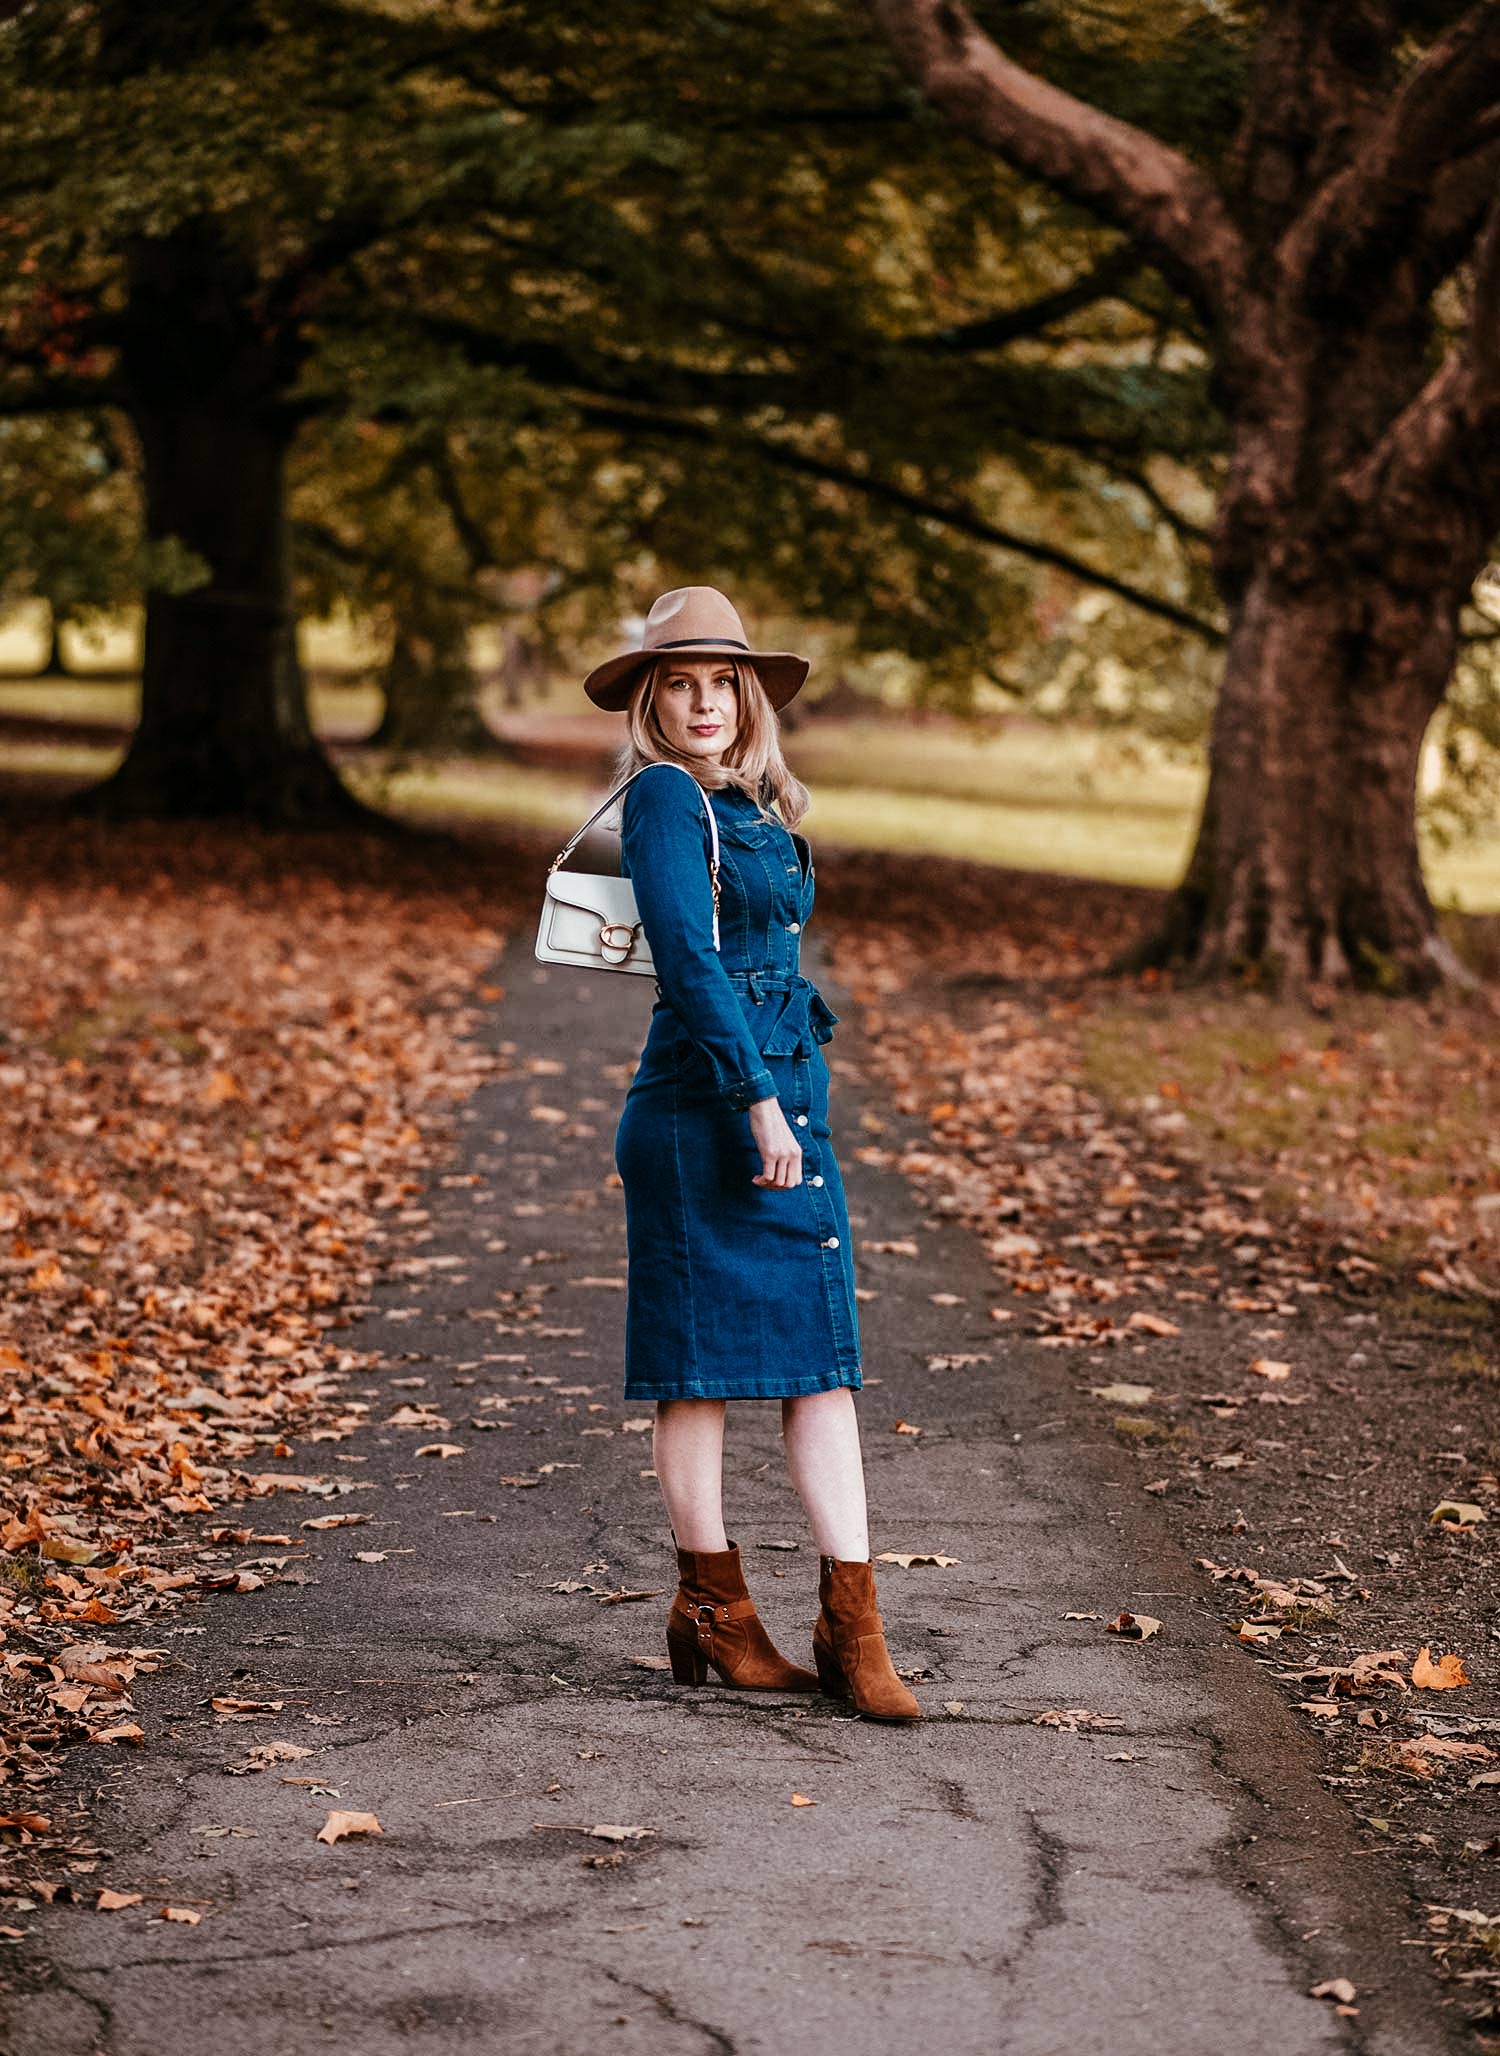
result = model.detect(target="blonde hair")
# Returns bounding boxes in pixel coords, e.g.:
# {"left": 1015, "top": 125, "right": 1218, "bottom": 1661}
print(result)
{"left": 608, "top": 657, "right": 811, "bottom": 828}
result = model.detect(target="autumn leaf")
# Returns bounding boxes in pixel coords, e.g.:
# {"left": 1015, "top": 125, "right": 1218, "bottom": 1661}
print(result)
{"left": 1126, "top": 1312, "right": 1180, "bottom": 1337}
{"left": 532, "top": 1822, "right": 656, "bottom": 1842}
{"left": 1105, "top": 1611, "right": 1162, "bottom": 1640}
{"left": 161, "top": 1905, "right": 203, "bottom": 1924}
{"left": 790, "top": 1792, "right": 817, "bottom": 1807}
{"left": 1249, "top": 1359, "right": 1291, "bottom": 1381}
{"left": 96, "top": 1888, "right": 144, "bottom": 1910}
{"left": 1430, "top": 1500, "right": 1486, "bottom": 1528}
{"left": 414, "top": 1443, "right": 466, "bottom": 1459}
{"left": 1033, "top": 1708, "right": 1125, "bottom": 1732}
{"left": 315, "top": 1810, "right": 383, "bottom": 1844}
{"left": 875, "top": 1552, "right": 960, "bottom": 1569}
{"left": 1231, "top": 1620, "right": 1282, "bottom": 1644}
{"left": 1310, "top": 1978, "right": 1357, "bottom": 2006}
{"left": 1411, "top": 1646, "right": 1468, "bottom": 1690}
{"left": 1090, "top": 1383, "right": 1154, "bottom": 1405}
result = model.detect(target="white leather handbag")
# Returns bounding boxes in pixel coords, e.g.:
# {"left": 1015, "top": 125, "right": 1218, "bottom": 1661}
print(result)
{"left": 535, "top": 762, "right": 721, "bottom": 975}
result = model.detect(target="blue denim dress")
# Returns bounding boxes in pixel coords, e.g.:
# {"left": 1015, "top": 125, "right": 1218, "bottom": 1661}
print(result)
{"left": 613, "top": 763, "right": 863, "bottom": 1401}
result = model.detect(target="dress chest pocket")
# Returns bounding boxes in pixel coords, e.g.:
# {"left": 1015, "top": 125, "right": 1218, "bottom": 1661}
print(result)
{"left": 720, "top": 814, "right": 778, "bottom": 851}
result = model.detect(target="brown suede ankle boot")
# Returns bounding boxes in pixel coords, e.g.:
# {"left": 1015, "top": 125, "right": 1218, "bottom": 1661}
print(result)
{"left": 812, "top": 1555, "right": 923, "bottom": 1723}
{"left": 666, "top": 1541, "right": 819, "bottom": 1692}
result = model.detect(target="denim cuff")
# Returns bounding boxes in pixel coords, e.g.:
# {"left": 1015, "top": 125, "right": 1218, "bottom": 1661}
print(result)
{"left": 722, "top": 1066, "right": 777, "bottom": 1113}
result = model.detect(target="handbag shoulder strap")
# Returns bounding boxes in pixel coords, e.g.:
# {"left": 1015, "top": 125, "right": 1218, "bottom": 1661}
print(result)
{"left": 549, "top": 762, "right": 720, "bottom": 870}
{"left": 547, "top": 761, "right": 721, "bottom": 948}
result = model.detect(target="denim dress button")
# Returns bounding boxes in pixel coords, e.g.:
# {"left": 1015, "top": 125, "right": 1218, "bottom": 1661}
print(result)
{"left": 822, "top": 1235, "right": 839, "bottom": 1249}
{"left": 786, "top": 921, "right": 801, "bottom": 933}
{"left": 795, "top": 1113, "right": 808, "bottom": 1125}
{"left": 810, "top": 1174, "right": 824, "bottom": 1186}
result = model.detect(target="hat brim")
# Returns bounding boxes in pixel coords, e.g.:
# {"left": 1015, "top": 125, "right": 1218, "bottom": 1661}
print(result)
{"left": 582, "top": 644, "right": 810, "bottom": 713}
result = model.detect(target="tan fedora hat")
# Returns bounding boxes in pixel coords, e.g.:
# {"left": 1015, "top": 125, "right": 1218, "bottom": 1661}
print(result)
{"left": 582, "top": 586, "right": 810, "bottom": 711}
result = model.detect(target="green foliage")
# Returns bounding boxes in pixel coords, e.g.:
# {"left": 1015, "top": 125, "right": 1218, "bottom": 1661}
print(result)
{"left": 0, "top": 0, "right": 1230, "bottom": 734}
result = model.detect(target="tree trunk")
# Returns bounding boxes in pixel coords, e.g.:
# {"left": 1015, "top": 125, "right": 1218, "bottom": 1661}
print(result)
{"left": 869, "top": 0, "right": 1500, "bottom": 993}
{"left": 77, "top": 225, "right": 375, "bottom": 826}
{"left": 1138, "top": 571, "right": 1470, "bottom": 990}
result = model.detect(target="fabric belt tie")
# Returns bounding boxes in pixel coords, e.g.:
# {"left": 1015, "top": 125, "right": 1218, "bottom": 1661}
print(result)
{"left": 722, "top": 971, "right": 840, "bottom": 1056}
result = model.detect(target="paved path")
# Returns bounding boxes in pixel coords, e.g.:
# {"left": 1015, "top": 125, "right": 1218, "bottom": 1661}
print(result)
{"left": 8, "top": 935, "right": 1454, "bottom": 2056}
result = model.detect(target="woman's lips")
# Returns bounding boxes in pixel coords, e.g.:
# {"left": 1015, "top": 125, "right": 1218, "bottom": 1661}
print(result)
{"left": 690, "top": 725, "right": 721, "bottom": 734}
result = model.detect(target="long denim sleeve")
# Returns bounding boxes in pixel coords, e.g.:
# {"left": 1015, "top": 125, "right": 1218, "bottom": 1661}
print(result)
{"left": 620, "top": 766, "right": 777, "bottom": 1112}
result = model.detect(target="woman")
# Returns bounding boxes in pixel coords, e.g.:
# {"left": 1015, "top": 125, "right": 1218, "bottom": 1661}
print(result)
{"left": 584, "top": 585, "right": 920, "bottom": 1725}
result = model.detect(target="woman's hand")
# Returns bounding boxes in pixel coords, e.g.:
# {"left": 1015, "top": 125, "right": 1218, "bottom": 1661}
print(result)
{"left": 747, "top": 1094, "right": 804, "bottom": 1188}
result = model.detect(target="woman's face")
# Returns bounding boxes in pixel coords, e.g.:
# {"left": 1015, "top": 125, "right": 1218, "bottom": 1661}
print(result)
{"left": 649, "top": 657, "right": 739, "bottom": 762}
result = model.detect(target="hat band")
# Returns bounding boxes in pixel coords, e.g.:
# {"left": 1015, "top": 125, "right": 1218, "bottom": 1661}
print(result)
{"left": 650, "top": 636, "right": 750, "bottom": 652}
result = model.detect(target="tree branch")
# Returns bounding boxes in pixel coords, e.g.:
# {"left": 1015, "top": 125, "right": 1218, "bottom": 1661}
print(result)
{"left": 894, "top": 243, "right": 1144, "bottom": 352}
{"left": 0, "top": 373, "right": 120, "bottom": 416}
{"left": 863, "top": 0, "right": 1246, "bottom": 328}
{"left": 1340, "top": 194, "right": 1500, "bottom": 509}
{"left": 1282, "top": 0, "right": 1500, "bottom": 284}
{"left": 575, "top": 398, "right": 1224, "bottom": 644}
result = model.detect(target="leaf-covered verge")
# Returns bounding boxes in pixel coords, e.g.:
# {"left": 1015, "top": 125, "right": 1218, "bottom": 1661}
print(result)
{"left": 815, "top": 856, "right": 1500, "bottom": 2042}
{"left": 0, "top": 820, "right": 527, "bottom": 1902}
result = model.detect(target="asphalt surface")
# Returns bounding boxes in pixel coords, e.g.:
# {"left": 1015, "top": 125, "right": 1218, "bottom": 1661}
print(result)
{"left": 5, "top": 933, "right": 1456, "bottom": 2056}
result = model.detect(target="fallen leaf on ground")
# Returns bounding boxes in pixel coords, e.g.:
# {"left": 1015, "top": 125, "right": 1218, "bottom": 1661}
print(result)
{"left": 1430, "top": 1500, "right": 1486, "bottom": 1528}
{"left": 316, "top": 1810, "right": 383, "bottom": 1845}
{"left": 1310, "top": 1978, "right": 1357, "bottom": 2005}
{"left": 790, "top": 1793, "right": 816, "bottom": 1807}
{"left": 211, "top": 1697, "right": 285, "bottom": 1719}
{"left": 161, "top": 1906, "right": 202, "bottom": 1924}
{"left": 239, "top": 1741, "right": 314, "bottom": 1769}
{"left": 1249, "top": 1359, "right": 1291, "bottom": 1381}
{"left": 532, "top": 1822, "right": 656, "bottom": 1842}
{"left": 892, "top": 1420, "right": 924, "bottom": 1435}
{"left": 1412, "top": 1647, "right": 1469, "bottom": 1691}
{"left": 414, "top": 1443, "right": 466, "bottom": 1459}
{"left": 1105, "top": 1611, "right": 1162, "bottom": 1640}
{"left": 1126, "top": 1312, "right": 1180, "bottom": 1337}
{"left": 97, "top": 1888, "right": 144, "bottom": 1911}
{"left": 1400, "top": 1736, "right": 1494, "bottom": 1766}
{"left": 1090, "top": 1383, "right": 1154, "bottom": 1406}
{"left": 1232, "top": 1620, "right": 1283, "bottom": 1644}
{"left": 1033, "top": 1708, "right": 1125, "bottom": 1732}
{"left": 875, "top": 1552, "right": 960, "bottom": 1569}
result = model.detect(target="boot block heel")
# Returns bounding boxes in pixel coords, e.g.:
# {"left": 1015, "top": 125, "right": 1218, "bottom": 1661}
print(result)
{"left": 667, "top": 1628, "right": 708, "bottom": 1685}
{"left": 813, "top": 1631, "right": 851, "bottom": 1700}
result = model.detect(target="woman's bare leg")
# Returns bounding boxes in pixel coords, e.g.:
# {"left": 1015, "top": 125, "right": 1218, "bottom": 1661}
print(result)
{"left": 781, "top": 1388, "right": 870, "bottom": 1559}
{"left": 654, "top": 1398, "right": 728, "bottom": 1552}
